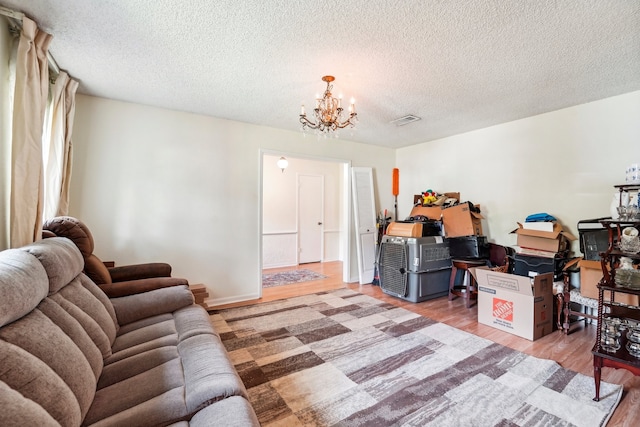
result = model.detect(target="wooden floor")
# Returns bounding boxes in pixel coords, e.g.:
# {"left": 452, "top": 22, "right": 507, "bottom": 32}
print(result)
{"left": 215, "top": 261, "right": 639, "bottom": 426}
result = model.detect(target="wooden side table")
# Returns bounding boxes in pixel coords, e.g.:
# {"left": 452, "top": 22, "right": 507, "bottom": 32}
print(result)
{"left": 448, "top": 259, "right": 486, "bottom": 308}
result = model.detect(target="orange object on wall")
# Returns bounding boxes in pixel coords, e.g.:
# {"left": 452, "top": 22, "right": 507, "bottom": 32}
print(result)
{"left": 392, "top": 168, "right": 399, "bottom": 196}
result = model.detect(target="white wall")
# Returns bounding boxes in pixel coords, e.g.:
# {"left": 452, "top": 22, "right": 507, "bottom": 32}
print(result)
{"left": 262, "top": 154, "right": 344, "bottom": 268}
{"left": 396, "top": 90, "right": 640, "bottom": 253}
{"left": 70, "top": 95, "right": 396, "bottom": 306}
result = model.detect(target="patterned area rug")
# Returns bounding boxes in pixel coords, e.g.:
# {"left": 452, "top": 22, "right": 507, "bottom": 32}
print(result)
{"left": 210, "top": 289, "right": 622, "bottom": 427}
{"left": 262, "top": 269, "right": 328, "bottom": 288}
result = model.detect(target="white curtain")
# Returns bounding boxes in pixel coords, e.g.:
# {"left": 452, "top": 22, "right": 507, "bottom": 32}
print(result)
{"left": 9, "top": 17, "right": 51, "bottom": 247}
{"left": 43, "top": 71, "right": 78, "bottom": 219}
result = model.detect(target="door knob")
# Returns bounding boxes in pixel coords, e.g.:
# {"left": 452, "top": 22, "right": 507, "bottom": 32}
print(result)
{"left": 318, "top": 222, "right": 323, "bottom": 225}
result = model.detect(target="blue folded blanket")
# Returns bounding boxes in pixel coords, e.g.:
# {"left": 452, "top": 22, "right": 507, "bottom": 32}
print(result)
{"left": 525, "top": 213, "right": 557, "bottom": 222}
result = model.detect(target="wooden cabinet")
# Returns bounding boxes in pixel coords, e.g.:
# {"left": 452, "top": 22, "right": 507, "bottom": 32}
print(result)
{"left": 592, "top": 184, "right": 640, "bottom": 401}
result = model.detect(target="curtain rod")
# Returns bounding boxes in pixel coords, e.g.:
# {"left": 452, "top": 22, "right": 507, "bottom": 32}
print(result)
{"left": 0, "top": 5, "right": 60, "bottom": 76}
{"left": 0, "top": 5, "right": 23, "bottom": 20}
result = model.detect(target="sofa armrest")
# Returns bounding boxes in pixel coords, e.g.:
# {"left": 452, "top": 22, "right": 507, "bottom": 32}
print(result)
{"left": 108, "top": 262, "right": 172, "bottom": 282}
{"left": 110, "top": 285, "right": 195, "bottom": 326}
{"left": 99, "top": 277, "right": 188, "bottom": 298}
{"left": 186, "top": 396, "right": 260, "bottom": 427}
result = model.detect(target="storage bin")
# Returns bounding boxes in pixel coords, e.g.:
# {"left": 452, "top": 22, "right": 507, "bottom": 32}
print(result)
{"left": 446, "top": 235, "right": 489, "bottom": 259}
{"left": 512, "top": 253, "right": 569, "bottom": 281}
{"left": 380, "top": 268, "right": 451, "bottom": 303}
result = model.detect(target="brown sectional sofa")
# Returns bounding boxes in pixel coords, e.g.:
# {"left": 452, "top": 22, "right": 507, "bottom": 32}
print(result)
{"left": 0, "top": 237, "right": 259, "bottom": 426}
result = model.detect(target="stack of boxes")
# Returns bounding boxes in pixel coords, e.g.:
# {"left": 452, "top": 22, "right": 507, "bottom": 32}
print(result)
{"left": 408, "top": 194, "right": 488, "bottom": 259}
{"left": 442, "top": 203, "right": 489, "bottom": 259}
{"left": 510, "top": 221, "right": 576, "bottom": 281}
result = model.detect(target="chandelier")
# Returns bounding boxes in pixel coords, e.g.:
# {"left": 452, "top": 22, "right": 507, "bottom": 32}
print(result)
{"left": 299, "top": 75, "right": 357, "bottom": 134}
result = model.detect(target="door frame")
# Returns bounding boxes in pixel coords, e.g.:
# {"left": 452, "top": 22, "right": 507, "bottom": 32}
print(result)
{"left": 297, "top": 173, "right": 324, "bottom": 264}
{"left": 259, "top": 150, "right": 352, "bottom": 298}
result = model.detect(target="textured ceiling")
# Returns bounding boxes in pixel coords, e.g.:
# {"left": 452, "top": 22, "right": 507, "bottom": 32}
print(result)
{"left": 4, "top": 0, "right": 640, "bottom": 148}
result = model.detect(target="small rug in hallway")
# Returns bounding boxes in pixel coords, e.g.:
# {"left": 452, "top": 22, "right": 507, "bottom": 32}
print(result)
{"left": 262, "top": 269, "right": 328, "bottom": 288}
{"left": 211, "top": 289, "right": 623, "bottom": 427}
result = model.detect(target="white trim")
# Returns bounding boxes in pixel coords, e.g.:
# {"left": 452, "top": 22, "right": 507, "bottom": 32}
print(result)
{"left": 204, "top": 292, "right": 261, "bottom": 309}
{"left": 262, "top": 230, "right": 297, "bottom": 236}
{"left": 262, "top": 261, "right": 298, "bottom": 269}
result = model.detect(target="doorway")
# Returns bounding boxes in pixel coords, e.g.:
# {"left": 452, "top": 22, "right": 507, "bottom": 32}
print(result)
{"left": 260, "top": 152, "right": 350, "bottom": 294}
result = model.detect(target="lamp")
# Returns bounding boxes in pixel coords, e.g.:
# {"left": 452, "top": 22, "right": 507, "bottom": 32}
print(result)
{"left": 299, "top": 75, "right": 357, "bottom": 135}
{"left": 277, "top": 156, "right": 288, "bottom": 172}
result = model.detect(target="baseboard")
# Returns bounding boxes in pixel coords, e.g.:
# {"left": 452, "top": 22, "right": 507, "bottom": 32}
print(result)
{"left": 204, "top": 292, "right": 261, "bottom": 310}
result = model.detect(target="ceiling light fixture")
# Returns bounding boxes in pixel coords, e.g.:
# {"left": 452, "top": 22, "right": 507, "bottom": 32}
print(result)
{"left": 299, "top": 75, "right": 357, "bottom": 135}
{"left": 276, "top": 157, "right": 288, "bottom": 172}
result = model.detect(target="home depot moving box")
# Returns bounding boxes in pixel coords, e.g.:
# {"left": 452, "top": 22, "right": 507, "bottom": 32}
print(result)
{"left": 442, "top": 203, "right": 483, "bottom": 237}
{"left": 578, "top": 259, "right": 638, "bottom": 306}
{"left": 475, "top": 269, "right": 554, "bottom": 341}
{"left": 511, "top": 222, "right": 576, "bottom": 252}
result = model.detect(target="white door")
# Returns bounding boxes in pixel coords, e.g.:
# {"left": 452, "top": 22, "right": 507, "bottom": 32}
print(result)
{"left": 351, "top": 167, "right": 376, "bottom": 284}
{"left": 298, "top": 174, "right": 323, "bottom": 264}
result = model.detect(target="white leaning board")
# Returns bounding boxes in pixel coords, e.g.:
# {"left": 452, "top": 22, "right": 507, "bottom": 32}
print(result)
{"left": 351, "top": 167, "right": 376, "bottom": 284}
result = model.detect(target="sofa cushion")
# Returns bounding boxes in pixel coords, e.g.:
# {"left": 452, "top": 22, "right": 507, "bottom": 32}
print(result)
{"left": 57, "top": 278, "right": 118, "bottom": 348}
{"left": 0, "top": 323, "right": 86, "bottom": 426}
{"left": 110, "top": 285, "right": 194, "bottom": 326}
{"left": 107, "top": 305, "right": 215, "bottom": 363}
{"left": 38, "top": 297, "right": 104, "bottom": 380}
{"left": 98, "top": 346, "right": 179, "bottom": 389}
{"left": 0, "top": 249, "right": 48, "bottom": 327}
{"left": 23, "top": 237, "right": 84, "bottom": 294}
{"left": 79, "top": 273, "right": 119, "bottom": 332}
{"left": 84, "top": 358, "right": 187, "bottom": 426}
{"left": 0, "top": 380, "right": 60, "bottom": 427}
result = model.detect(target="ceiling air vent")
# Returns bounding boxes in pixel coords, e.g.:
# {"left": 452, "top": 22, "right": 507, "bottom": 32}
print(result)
{"left": 390, "top": 115, "right": 421, "bottom": 126}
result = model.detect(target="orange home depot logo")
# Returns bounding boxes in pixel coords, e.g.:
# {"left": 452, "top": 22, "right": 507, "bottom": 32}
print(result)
{"left": 493, "top": 298, "right": 513, "bottom": 322}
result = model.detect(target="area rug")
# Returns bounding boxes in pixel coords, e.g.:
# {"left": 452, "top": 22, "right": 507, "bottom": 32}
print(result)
{"left": 262, "top": 269, "right": 328, "bottom": 288}
{"left": 210, "top": 289, "right": 623, "bottom": 427}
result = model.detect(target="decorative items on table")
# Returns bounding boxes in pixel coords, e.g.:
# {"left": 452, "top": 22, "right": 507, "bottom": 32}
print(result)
{"left": 617, "top": 205, "right": 640, "bottom": 221}
{"left": 601, "top": 317, "right": 622, "bottom": 353}
{"left": 619, "top": 227, "right": 640, "bottom": 253}
{"left": 616, "top": 268, "right": 640, "bottom": 290}
{"left": 627, "top": 326, "right": 640, "bottom": 358}
{"left": 626, "top": 163, "right": 640, "bottom": 185}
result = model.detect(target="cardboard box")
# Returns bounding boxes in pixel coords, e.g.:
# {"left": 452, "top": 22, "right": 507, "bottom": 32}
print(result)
{"left": 475, "top": 268, "right": 554, "bottom": 341}
{"left": 521, "top": 221, "right": 556, "bottom": 232}
{"left": 578, "top": 259, "right": 639, "bottom": 306}
{"left": 511, "top": 222, "right": 576, "bottom": 252}
{"left": 442, "top": 203, "right": 483, "bottom": 237}
{"left": 409, "top": 205, "right": 443, "bottom": 220}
